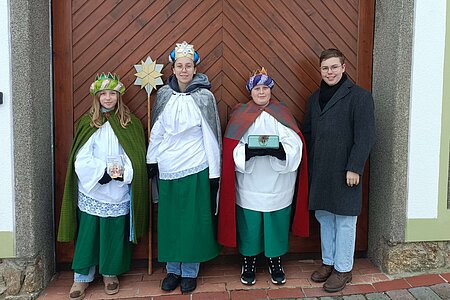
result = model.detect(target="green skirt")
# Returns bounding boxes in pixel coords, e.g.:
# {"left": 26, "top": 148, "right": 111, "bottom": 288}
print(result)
{"left": 158, "top": 168, "right": 221, "bottom": 262}
{"left": 72, "top": 210, "right": 133, "bottom": 276}
{"left": 236, "top": 205, "right": 292, "bottom": 257}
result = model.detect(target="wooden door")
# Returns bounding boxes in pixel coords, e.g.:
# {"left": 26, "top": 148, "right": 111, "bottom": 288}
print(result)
{"left": 53, "top": 0, "right": 374, "bottom": 263}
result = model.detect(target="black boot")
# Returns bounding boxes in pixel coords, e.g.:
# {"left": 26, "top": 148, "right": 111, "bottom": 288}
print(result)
{"left": 161, "top": 273, "right": 181, "bottom": 291}
{"left": 240, "top": 256, "right": 257, "bottom": 285}
{"left": 268, "top": 256, "right": 286, "bottom": 284}
{"left": 180, "top": 277, "right": 197, "bottom": 293}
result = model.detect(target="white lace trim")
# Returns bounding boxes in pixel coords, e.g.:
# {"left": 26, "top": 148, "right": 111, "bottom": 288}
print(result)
{"left": 78, "top": 191, "right": 129, "bottom": 217}
{"left": 159, "top": 162, "right": 208, "bottom": 180}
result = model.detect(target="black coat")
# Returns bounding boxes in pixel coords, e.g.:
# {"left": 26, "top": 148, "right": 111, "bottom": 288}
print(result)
{"left": 302, "top": 78, "right": 375, "bottom": 216}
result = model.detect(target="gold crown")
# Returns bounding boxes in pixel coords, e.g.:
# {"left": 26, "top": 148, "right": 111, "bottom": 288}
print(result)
{"left": 169, "top": 41, "right": 200, "bottom": 64}
{"left": 250, "top": 67, "right": 268, "bottom": 77}
{"left": 174, "top": 41, "right": 195, "bottom": 60}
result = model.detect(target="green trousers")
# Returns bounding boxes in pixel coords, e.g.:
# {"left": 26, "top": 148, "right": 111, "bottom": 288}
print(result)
{"left": 236, "top": 205, "right": 292, "bottom": 257}
{"left": 72, "top": 210, "right": 133, "bottom": 275}
{"left": 158, "top": 168, "right": 221, "bottom": 262}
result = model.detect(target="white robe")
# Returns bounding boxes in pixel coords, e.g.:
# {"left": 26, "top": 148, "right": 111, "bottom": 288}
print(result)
{"left": 146, "top": 92, "right": 220, "bottom": 180}
{"left": 233, "top": 111, "right": 302, "bottom": 212}
{"left": 75, "top": 121, "right": 133, "bottom": 217}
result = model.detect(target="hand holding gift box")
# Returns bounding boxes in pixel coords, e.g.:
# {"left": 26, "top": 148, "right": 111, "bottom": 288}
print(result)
{"left": 107, "top": 155, "right": 124, "bottom": 178}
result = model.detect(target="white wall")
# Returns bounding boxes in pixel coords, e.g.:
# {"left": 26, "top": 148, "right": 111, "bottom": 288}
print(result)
{"left": 407, "top": 0, "right": 446, "bottom": 218}
{"left": 0, "top": 0, "right": 14, "bottom": 232}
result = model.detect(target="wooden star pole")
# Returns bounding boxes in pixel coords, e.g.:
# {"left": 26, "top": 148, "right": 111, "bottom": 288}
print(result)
{"left": 134, "top": 56, "right": 163, "bottom": 274}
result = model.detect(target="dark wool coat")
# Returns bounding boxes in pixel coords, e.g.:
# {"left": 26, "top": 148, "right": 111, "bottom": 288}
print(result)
{"left": 302, "top": 78, "right": 374, "bottom": 216}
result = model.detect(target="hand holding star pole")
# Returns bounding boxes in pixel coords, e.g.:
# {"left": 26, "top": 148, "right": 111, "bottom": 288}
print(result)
{"left": 134, "top": 56, "right": 164, "bottom": 139}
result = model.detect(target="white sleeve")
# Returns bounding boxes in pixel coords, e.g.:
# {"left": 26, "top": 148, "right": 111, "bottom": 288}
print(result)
{"left": 74, "top": 136, "right": 106, "bottom": 193}
{"left": 233, "top": 139, "right": 256, "bottom": 174}
{"left": 202, "top": 118, "right": 221, "bottom": 178}
{"left": 269, "top": 125, "right": 302, "bottom": 173}
{"left": 146, "top": 117, "right": 164, "bottom": 164}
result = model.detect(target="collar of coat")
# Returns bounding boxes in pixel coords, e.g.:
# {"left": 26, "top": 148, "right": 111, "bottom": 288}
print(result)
{"left": 316, "top": 77, "right": 355, "bottom": 115}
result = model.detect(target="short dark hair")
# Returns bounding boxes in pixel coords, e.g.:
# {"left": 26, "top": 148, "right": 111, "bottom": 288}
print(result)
{"left": 320, "top": 48, "right": 345, "bottom": 65}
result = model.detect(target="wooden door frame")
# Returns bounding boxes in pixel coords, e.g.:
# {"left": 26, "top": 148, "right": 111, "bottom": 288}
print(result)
{"left": 53, "top": 0, "right": 75, "bottom": 262}
{"left": 356, "top": 0, "right": 375, "bottom": 251}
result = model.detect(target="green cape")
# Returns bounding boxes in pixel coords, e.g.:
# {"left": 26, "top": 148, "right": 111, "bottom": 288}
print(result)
{"left": 57, "top": 113, "right": 149, "bottom": 243}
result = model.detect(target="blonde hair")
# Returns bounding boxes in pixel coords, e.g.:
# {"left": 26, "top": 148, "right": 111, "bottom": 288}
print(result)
{"left": 89, "top": 92, "right": 131, "bottom": 128}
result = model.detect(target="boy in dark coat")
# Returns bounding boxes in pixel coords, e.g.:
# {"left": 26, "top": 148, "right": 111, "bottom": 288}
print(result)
{"left": 303, "top": 49, "right": 375, "bottom": 293}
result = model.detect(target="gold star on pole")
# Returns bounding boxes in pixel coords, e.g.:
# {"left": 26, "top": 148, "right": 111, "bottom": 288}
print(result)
{"left": 133, "top": 56, "right": 164, "bottom": 140}
{"left": 134, "top": 56, "right": 164, "bottom": 94}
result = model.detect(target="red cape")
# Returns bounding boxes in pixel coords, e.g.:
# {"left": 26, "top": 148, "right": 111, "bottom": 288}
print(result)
{"left": 218, "top": 100, "right": 309, "bottom": 247}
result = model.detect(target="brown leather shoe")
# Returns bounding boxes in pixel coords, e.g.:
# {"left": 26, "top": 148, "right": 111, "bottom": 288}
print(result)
{"left": 103, "top": 276, "right": 119, "bottom": 295}
{"left": 69, "top": 282, "right": 89, "bottom": 300}
{"left": 323, "top": 269, "right": 352, "bottom": 292}
{"left": 310, "top": 264, "right": 333, "bottom": 283}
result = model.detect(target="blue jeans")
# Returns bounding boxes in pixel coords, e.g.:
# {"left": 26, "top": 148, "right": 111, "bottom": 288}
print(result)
{"left": 166, "top": 262, "right": 200, "bottom": 278}
{"left": 315, "top": 210, "right": 357, "bottom": 273}
{"left": 74, "top": 266, "right": 95, "bottom": 283}
{"left": 74, "top": 266, "right": 116, "bottom": 282}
